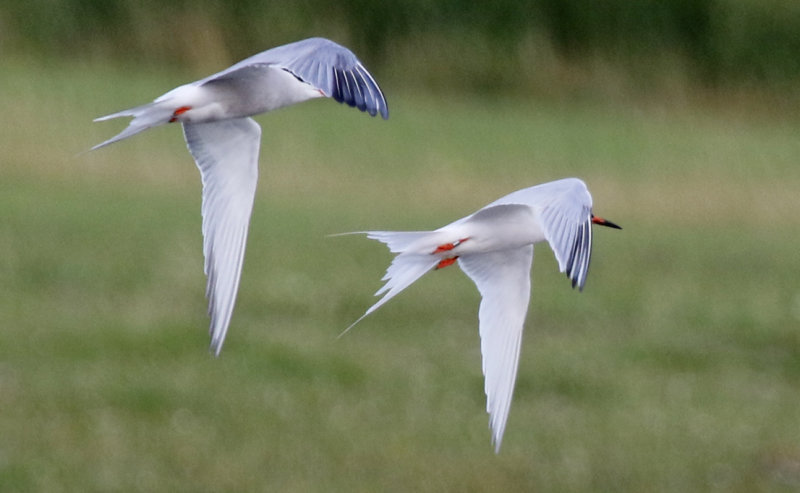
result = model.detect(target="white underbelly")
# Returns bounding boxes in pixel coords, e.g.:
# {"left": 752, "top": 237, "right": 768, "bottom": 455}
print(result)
{"left": 156, "top": 66, "right": 324, "bottom": 123}
{"left": 436, "top": 205, "right": 545, "bottom": 255}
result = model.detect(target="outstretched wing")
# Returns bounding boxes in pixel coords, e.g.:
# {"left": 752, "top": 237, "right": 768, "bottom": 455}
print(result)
{"left": 183, "top": 117, "right": 261, "bottom": 356}
{"left": 210, "top": 37, "right": 389, "bottom": 119}
{"left": 458, "top": 246, "right": 534, "bottom": 453}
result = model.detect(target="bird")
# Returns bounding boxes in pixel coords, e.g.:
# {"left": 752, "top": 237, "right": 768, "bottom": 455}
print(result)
{"left": 341, "top": 178, "right": 620, "bottom": 452}
{"left": 92, "top": 37, "right": 389, "bottom": 356}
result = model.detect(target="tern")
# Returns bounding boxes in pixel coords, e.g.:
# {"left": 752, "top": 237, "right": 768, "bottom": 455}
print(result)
{"left": 342, "top": 178, "right": 620, "bottom": 452}
{"left": 92, "top": 37, "right": 389, "bottom": 356}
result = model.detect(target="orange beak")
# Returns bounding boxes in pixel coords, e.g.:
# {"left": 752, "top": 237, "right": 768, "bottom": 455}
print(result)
{"left": 591, "top": 215, "right": 622, "bottom": 230}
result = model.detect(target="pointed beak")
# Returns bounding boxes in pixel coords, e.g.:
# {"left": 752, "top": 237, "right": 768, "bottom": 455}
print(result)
{"left": 591, "top": 215, "right": 622, "bottom": 230}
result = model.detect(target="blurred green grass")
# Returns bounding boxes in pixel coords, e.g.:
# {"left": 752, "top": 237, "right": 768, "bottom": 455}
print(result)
{"left": 1, "top": 60, "right": 799, "bottom": 492}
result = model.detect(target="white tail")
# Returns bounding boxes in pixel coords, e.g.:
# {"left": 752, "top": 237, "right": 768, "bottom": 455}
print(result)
{"left": 365, "top": 230, "right": 432, "bottom": 252}
{"left": 339, "top": 230, "right": 441, "bottom": 336}
{"left": 91, "top": 101, "right": 178, "bottom": 150}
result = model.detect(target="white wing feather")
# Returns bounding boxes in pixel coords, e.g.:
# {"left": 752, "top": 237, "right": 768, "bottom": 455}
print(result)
{"left": 457, "top": 246, "right": 534, "bottom": 453}
{"left": 182, "top": 118, "right": 261, "bottom": 356}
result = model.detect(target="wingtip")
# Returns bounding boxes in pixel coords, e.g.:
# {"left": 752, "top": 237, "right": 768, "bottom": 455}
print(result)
{"left": 568, "top": 272, "right": 587, "bottom": 291}
{"left": 490, "top": 422, "right": 506, "bottom": 453}
{"left": 209, "top": 341, "right": 224, "bottom": 358}
{"left": 358, "top": 101, "right": 389, "bottom": 120}
{"left": 208, "top": 326, "right": 227, "bottom": 357}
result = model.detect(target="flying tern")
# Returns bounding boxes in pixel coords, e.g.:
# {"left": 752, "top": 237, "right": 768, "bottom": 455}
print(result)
{"left": 343, "top": 178, "right": 620, "bottom": 452}
{"left": 93, "top": 37, "right": 389, "bottom": 355}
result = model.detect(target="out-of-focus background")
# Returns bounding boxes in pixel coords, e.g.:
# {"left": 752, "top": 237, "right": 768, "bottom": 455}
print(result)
{"left": 2, "top": 1, "right": 799, "bottom": 491}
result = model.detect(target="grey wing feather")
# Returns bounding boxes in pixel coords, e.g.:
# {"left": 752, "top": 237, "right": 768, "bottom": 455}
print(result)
{"left": 208, "top": 37, "right": 389, "bottom": 119}
{"left": 489, "top": 178, "right": 594, "bottom": 290}
{"left": 564, "top": 214, "right": 592, "bottom": 289}
{"left": 537, "top": 194, "right": 593, "bottom": 290}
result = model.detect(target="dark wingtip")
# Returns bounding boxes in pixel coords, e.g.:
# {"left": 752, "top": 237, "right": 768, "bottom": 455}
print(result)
{"left": 567, "top": 272, "right": 587, "bottom": 291}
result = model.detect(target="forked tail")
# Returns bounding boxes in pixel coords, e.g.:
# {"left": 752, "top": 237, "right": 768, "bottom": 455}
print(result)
{"left": 91, "top": 101, "right": 178, "bottom": 150}
{"left": 339, "top": 230, "right": 441, "bottom": 336}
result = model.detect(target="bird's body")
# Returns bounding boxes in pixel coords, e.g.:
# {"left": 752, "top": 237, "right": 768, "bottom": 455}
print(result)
{"left": 92, "top": 37, "right": 388, "bottom": 355}
{"left": 344, "top": 178, "right": 620, "bottom": 452}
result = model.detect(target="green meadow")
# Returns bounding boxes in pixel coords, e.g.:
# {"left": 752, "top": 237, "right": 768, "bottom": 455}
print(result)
{"left": 1, "top": 60, "right": 799, "bottom": 492}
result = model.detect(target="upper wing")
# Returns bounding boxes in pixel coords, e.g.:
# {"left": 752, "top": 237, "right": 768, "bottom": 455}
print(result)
{"left": 488, "top": 178, "right": 594, "bottom": 290}
{"left": 210, "top": 37, "right": 389, "bottom": 119}
{"left": 182, "top": 117, "right": 261, "bottom": 356}
{"left": 536, "top": 184, "right": 593, "bottom": 290}
{"left": 548, "top": 207, "right": 592, "bottom": 290}
{"left": 458, "top": 245, "right": 534, "bottom": 453}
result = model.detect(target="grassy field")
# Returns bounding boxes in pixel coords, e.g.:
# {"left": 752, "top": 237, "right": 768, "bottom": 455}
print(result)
{"left": 1, "top": 60, "right": 799, "bottom": 492}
